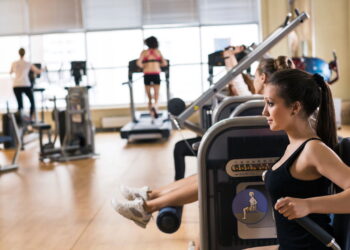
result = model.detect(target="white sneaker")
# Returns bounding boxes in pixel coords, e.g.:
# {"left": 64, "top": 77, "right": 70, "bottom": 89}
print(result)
{"left": 111, "top": 198, "right": 151, "bottom": 228}
{"left": 120, "top": 185, "right": 150, "bottom": 201}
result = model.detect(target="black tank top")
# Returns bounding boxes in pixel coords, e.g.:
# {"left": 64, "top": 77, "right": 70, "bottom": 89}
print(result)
{"left": 265, "top": 138, "right": 333, "bottom": 250}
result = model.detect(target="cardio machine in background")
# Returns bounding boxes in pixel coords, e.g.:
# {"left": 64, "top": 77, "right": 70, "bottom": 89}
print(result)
{"left": 32, "top": 61, "right": 96, "bottom": 162}
{"left": 0, "top": 104, "right": 21, "bottom": 173}
{"left": 120, "top": 59, "right": 172, "bottom": 141}
{"left": 71, "top": 61, "right": 87, "bottom": 86}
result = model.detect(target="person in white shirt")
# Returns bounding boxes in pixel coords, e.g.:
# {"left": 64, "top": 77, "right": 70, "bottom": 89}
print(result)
{"left": 10, "top": 48, "right": 41, "bottom": 120}
{"left": 223, "top": 45, "right": 253, "bottom": 96}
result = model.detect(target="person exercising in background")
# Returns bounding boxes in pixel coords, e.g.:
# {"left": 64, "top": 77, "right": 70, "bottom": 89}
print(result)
{"left": 223, "top": 45, "right": 253, "bottom": 96}
{"left": 10, "top": 48, "right": 42, "bottom": 121}
{"left": 136, "top": 36, "right": 167, "bottom": 118}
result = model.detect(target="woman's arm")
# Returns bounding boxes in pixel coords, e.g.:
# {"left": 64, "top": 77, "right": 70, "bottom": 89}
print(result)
{"left": 275, "top": 141, "right": 350, "bottom": 219}
{"left": 307, "top": 141, "right": 350, "bottom": 213}
{"left": 158, "top": 50, "right": 167, "bottom": 67}
{"left": 31, "top": 64, "right": 42, "bottom": 74}
{"left": 10, "top": 63, "right": 14, "bottom": 74}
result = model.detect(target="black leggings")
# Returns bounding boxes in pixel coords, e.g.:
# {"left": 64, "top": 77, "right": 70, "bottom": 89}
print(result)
{"left": 13, "top": 87, "right": 35, "bottom": 118}
{"left": 173, "top": 137, "right": 202, "bottom": 180}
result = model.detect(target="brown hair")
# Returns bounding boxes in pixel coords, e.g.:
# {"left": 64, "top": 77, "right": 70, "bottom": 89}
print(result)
{"left": 18, "top": 48, "right": 25, "bottom": 57}
{"left": 144, "top": 36, "right": 159, "bottom": 49}
{"left": 257, "top": 56, "right": 295, "bottom": 80}
{"left": 269, "top": 69, "right": 337, "bottom": 148}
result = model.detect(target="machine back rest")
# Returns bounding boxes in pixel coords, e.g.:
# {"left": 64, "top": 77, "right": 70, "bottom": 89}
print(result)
{"left": 211, "top": 95, "right": 263, "bottom": 123}
{"left": 332, "top": 137, "right": 350, "bottom": 249}
{"left": 197, "top": 116, "right": 289, "bottom": 250}
{"left": 230, "top": 100, "right": 265, "bottom": 118}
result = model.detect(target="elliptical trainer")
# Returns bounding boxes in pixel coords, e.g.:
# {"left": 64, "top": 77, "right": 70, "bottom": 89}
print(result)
{"left": 33, "top": 61, "right": 96, "bottom": 162}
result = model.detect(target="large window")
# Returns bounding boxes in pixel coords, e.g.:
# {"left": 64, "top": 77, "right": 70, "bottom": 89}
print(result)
{"left": 143, "top": 27, "right": 202, "bottom": 102}
{"left": 0, "top": 23, "right": 259, "bottom": 110}
{"left": 86, "top": 30, "right": 143, "bottom": 68}
{"left": 0, "top": 0, "right": 260, "bottom": 110}
{"left": 0, "top": 36, "right": 29, "bottom": 110}
{"left": 0, "top": 36, "right": 29, "bottom": 72}
{"left": 31, "top": 33, "right": 86, "bottom": 71}
{"left": 143, "top": 27, "right": 201, "bottom": 65}
{"left": 200, "top": 24, "right": 259, "bottom": 63}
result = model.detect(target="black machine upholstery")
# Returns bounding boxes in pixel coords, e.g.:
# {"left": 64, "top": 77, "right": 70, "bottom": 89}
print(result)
{"left": 332, "top": 137, "right": 350, "bottom": 249}
{"left": 198, "top": 116, "right": 289, "bottom": 250}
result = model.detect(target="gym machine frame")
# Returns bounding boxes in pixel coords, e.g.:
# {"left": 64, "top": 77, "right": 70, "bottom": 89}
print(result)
{"left": 172, "top": 10, "right": 309, "bottom": 135}
{"left": 169, "top": 10, "right": 313, "bottom": 250}
{"left": 34, "top": 86, "right": 97, "bottom": 162}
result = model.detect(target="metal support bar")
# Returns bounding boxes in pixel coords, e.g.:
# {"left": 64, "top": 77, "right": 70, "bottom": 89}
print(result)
{"left": 176, "top": 11, "right": 309, "bottom": 128}
{"left": 124, "top": 81, "right": 137, "bottom": 123}
{"left": 10, "top": 113, "right": 21, "bottom": 165}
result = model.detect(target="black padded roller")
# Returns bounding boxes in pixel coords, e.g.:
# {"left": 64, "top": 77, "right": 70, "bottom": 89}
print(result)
{"left": 156, "top": 206, "right": 183, "bottom": 234}
{"left": 168, "top": 98, "right": 186, "bottom": 116}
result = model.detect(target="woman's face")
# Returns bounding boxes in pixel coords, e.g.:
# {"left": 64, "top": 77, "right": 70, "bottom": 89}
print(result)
{"left": 262, "top": 84, "right": 294, "bottom": 131}
{"left": 253, "top": 70, "right": 266, "bottom": 94}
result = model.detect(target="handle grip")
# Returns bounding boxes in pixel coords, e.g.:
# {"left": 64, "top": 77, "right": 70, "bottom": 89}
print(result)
{"left": 295, "top": 217, "right": 341, "bottom": 250}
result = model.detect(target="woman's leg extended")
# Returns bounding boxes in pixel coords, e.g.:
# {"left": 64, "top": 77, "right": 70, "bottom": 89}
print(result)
{"left": 149, "top": 174, "right": 197, "bottom": 199}
{"left": 145, "top": 176, "right": 198, "bottom": 213}
{"left": 174, "top": 137, "right": 201, "bottom": 180}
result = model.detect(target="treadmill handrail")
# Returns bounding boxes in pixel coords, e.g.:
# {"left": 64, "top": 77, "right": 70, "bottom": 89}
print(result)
{"left": 175, "top": 11, "right": 309, "bottom": 129}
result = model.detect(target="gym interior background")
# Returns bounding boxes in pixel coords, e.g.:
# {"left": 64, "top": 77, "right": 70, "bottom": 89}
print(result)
{"left": 0, "top": 0, "right": 349, "bottom": 250}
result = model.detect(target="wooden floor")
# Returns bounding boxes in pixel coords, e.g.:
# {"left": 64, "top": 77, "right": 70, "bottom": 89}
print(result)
{"left": 1, "top": 126, "right": 350, "bottom": 250}
{"left": 0, "top": 130, "right": 199, "bottom": 250}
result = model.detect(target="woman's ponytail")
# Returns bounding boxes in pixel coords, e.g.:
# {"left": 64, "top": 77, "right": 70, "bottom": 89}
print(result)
{"left": 312, "top": 73, "right": 337, "bottom": 148}
{"left": 269, "top": 70, "right": 337, "bottom": 148}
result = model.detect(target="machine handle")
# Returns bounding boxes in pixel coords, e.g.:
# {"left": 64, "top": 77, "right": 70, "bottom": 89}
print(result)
{"left": 283, "top": 13, "right": 292, "bottom": 27}
{"left": 295, "top": 217, "right": 341, "bottom": 250}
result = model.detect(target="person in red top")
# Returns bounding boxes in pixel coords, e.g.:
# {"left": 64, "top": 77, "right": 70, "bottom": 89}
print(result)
{"left": 136, "top": 36, "right": 167, "bottom": 118}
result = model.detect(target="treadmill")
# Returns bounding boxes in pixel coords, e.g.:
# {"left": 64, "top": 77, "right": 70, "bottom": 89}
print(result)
{"left": 120, "top": 59, "right": 172, "bottom": 141}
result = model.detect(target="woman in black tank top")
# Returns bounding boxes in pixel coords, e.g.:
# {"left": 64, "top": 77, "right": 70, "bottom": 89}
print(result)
{"left": 247, "top": 69, "right": 350, "bottom": 250}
